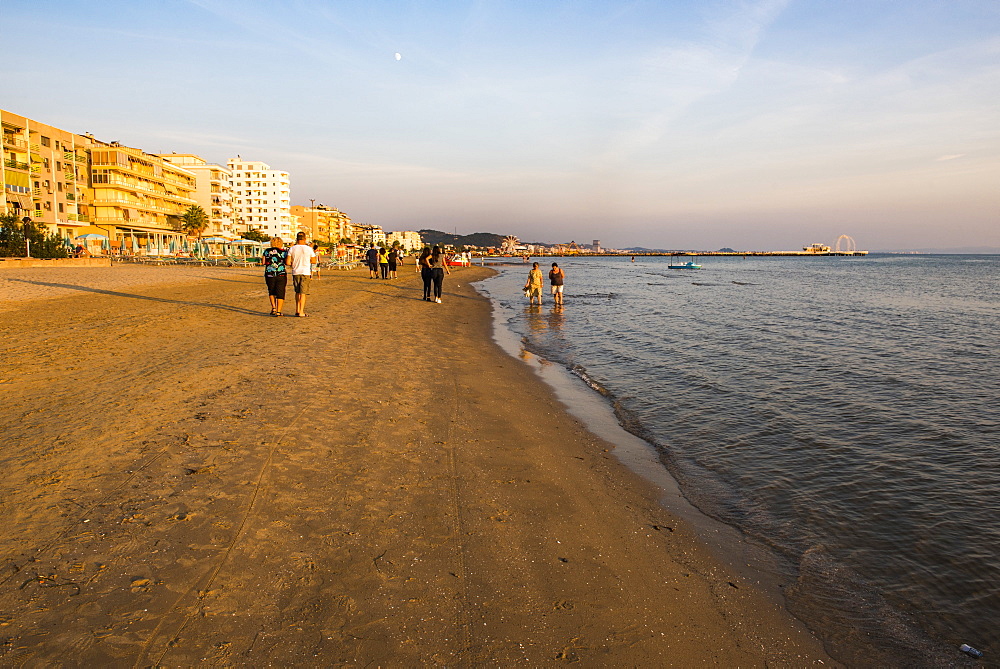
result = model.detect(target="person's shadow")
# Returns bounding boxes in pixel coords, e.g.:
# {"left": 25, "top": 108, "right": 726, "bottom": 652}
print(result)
{"left": 7, "top": 279, "right": 264, "bottom": 316}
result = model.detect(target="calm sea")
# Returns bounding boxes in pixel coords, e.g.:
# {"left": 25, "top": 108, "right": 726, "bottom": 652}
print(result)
{"left": 478, "top": 254, "right": 999, "bottom": 667}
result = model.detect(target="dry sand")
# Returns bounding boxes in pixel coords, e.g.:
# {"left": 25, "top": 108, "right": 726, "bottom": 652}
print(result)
{"left": 0, "top": 264, "right": 835, "bottom": 666}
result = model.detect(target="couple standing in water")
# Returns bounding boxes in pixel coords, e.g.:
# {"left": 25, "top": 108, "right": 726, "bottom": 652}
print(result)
{"left": 418, "top": 246, "right": 451, "bottom": 303}
{"left": 524, "top": 262, "right": 565, "bottom": 306}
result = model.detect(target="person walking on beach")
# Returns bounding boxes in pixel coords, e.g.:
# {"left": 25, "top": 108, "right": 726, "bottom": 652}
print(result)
{"left": 378, "top": 247, "right": 389, "bottom": 279}
{"left": 366, "top": 245, "right": 379, "bottom": 279}
{"left": 549, "top": 262, "right": 565, "bottom": 305}
{"left": 525, "top": 262, "right": 543, "bottom": 305}
{"left": 429, "top": 246, "right": 451, "bottom": 303}
{"left": 262, "top": 237, "right": 288, "bottom": 316}
{"left": 387, "top": 247, "right": 399, "bottom": 279}
{"left": 311, "top": 244, "right": 321, "bottom": 279}
{"left": 419, "top": 247, "right": 433, "bottom": 300}
{"left": 286, "top": 232, "right": 316, "bottom": 317}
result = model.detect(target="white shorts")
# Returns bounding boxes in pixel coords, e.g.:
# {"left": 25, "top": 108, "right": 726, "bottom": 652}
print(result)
{"left": 551, "top": 285, "right": 563, "bottom": 294}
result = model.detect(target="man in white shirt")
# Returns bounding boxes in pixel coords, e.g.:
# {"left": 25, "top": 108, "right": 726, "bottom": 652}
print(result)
{"left": 285, "top": 232, "right": 317, "bottom": 317}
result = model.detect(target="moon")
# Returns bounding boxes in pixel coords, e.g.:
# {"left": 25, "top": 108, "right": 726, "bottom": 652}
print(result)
{"left": 394, "top": 52, "right": 402, "bottom": 61}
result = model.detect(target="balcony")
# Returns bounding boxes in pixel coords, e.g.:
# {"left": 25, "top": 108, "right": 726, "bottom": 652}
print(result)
{"left": 64, "top": 172, "right": 76, "bottom": 182}
{"left": 4, "top": 158, "right": 29, "bottom": 170}
{"left": 3, "top": 135, "right": 27, "bottom": 150}
{"left": 32, "top": 187, "right": 41, "bottom": 196}
{"left": 66, "top": 193, "right": 76, "bottom": 201}
{"left": 32, "top": 209, "right": 43, "bottom": 218}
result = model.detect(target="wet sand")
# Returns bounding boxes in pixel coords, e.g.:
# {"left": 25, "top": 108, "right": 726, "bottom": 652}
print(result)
{"left": 0, "top": 264, "right": 834, "bottom": 666}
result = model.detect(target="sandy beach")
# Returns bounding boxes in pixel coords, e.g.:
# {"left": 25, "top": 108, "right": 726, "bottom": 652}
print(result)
{"left": 0, "top": 264, "right": 833, "bottom": 666}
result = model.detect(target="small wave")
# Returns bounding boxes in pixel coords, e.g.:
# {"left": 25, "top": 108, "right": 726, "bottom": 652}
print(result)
{"left": 788, "top": 544, "right": 948, "bottom": 667}
{"left": 573, "top": 292, "right": 618, "bottom": 299}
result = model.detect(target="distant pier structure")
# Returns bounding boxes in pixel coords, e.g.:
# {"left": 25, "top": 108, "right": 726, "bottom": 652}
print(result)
{"left": 801, "top": 235, "right": 865, "bottom": 255}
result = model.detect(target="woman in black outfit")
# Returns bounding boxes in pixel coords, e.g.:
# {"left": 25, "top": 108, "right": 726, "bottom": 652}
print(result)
{"left": 419, "top": 247, "right": 433, "bottom": 301}
{"left": 428, "top": 246, "right": 451, "bottom": 303}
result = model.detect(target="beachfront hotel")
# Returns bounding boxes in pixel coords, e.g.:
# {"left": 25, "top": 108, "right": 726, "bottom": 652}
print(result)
{"left": 289, "top": 204, "right": 352, "bottom": 244}
{"left": 351, "top": 224, "right": 386, "bottom": 247}
{"left": 227, "top": 159, "right": 293, "bottom": 241}
{"left": 158, "top": 154, "right": 236, "bottom": 238}
{"left": 86, "top": 139, "right": 197, "bottom": 252}
{"left": 1, "top": 110, "right": 91, "bottom": 239}
{"left": 2, "top": 109, "right": 198, "bottom": 250}
{"left": 385, "top": 229, "right": 423, "bottom": 251}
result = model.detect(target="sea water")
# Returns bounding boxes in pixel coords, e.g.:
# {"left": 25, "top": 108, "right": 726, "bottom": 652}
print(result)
{"left": 478, "top": 254, "right": 999, "bottom": 666}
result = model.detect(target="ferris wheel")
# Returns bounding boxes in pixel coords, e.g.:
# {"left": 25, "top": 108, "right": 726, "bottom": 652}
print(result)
{"left": 834, "top": 235, "right": 857, "bottom": 254}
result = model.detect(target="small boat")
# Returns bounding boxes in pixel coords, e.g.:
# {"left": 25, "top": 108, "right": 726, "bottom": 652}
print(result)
{"left": 668, "top": 256, "right": 702, "bottom": 269}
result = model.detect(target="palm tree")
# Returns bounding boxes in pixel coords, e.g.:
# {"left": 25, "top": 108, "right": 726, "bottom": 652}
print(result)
{"left": 180, "top": 205, "right": 210, "bottom": 239}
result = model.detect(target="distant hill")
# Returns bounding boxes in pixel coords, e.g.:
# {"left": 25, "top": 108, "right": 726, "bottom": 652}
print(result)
{"left": 418, "top": 230, "right": 505, "bottom": 248}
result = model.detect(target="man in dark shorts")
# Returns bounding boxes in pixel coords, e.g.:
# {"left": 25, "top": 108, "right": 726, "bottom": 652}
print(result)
{"left": 262, "top": 237, "right": 287, "bottom": 316}
{"left": 366, "top": 245, "right": 380, "bottom": 279}
{"left": 286, "top": 232, "right": 317, "bottom": 317}
{"left": 549, "top": 262, "right": 565, "bottom": 305}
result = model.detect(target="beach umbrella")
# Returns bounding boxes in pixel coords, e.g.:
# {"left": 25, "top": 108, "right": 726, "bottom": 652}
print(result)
{"left": 146, "top": 237, "right": 152, "bottom": 254}
{"left": 169, "top": 238, "right": 178, "bottom": 253}
{"left": 77, "top": 233, "right": 107, "bottom": 240}
{"left": 157, "top": 235, "right": 162, "bottom": 255}
{"left": 101, "top": 237, "right": 110, "bottom": 251}
{"left": 132, "top": 237, "right": 138, "bottom": 254}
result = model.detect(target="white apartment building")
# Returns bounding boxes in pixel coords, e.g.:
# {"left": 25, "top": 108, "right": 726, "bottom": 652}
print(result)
{"left": 227, "top": 158, "right": 293, "bottom": 241}
{"left": 352, "top": 224, "right": 385, "bottom": 247}
{"left": 385, "top": 230, "right": 423, "bottom": 251}
{"left": 158, "top": 154, "right": 235, "bottom": 237}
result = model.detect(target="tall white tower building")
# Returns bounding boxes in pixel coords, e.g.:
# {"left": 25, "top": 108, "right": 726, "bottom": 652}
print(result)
{"left": 227, "top": 158, "right": 293, "bottom": 241}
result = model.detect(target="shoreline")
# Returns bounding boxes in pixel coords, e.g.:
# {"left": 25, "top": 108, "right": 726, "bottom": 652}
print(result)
{"left": 0, "top": 264, "right": 834, "bottom": 665}
{"left": 475, "top": 275, "right": 798, "bottom": 607}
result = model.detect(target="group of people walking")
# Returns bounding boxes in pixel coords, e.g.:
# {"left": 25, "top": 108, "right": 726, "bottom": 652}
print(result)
{"left": 365, "top": 245, "right": 402, "bottom": 280}
{"left": 262, "top": 239, "right": 458, "bottom": 313}
{"left": 263, "top": 241, "right": 565, "bottom": 315}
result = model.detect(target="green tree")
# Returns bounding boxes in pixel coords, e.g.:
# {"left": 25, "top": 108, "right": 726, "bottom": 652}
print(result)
{"left": 179, "top": 205, "right": 210, "bottom": 238}
{"left": 0, "top": 213, "right": 69, "bottom": 258}
{"left": 242, "top": 228, "right": 270, "bottom": 242}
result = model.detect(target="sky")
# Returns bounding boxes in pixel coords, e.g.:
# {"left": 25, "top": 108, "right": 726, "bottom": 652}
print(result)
{"left": 4, "top": 0, "right": 999, "bottom": 251}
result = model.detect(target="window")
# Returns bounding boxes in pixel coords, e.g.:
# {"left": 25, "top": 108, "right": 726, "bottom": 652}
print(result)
{"left": 57, "top": 182, "right": 63, "bottom": 192}
{"left": 55, "top": 140, "right": 61, "bottom": 150}
{"left": 41, "top": 136, "right": 51, "bottom": 147}
{"left": 43, "top": 158, "right": 49, "bottom": 168}
{"left": 58, "top": 203, "right": 64, "bottom": 213}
